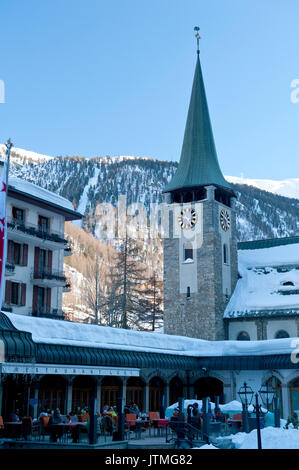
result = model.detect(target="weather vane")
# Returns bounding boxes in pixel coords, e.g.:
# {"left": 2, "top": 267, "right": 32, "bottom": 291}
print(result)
{"left": 194, "top": 26, "right": 201, "bottom": 55}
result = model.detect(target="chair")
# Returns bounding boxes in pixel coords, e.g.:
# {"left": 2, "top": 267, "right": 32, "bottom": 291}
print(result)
{"left": 40, "top": 415, "right": 50, "bottom": 440}
{"left": 0, "top": 416, "right": 4, "bottom": 438}
{"left": 149, "top": 412, "right": 160, "bottom": 437}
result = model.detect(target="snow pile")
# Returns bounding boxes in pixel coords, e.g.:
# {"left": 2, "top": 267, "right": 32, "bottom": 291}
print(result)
{"left": 228, "top": 426, "right": 299, "bottom": 449}
{"left": 8, "top": 176, "right": 78, "bottom": 213}
{"left": 195, "top": 444, "right": 218, "bottom": 449}
{"left": 225, "top": 242, "right": 299, "bottom": 318}
{"left": 4, "top": 312, "right": 298, "bottom": 357}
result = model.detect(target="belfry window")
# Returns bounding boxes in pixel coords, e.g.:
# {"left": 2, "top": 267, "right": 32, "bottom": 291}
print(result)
{"left": 223, "top": 244, "right": 228, "bottom": 264}
{"left": 184, "top": 243, "right": 193, "bottom": 262}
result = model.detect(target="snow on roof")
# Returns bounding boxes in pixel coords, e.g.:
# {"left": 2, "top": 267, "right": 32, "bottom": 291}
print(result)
{"left": 224, "top": 242, "right": 299, "bottom": 318}
{"left": 8, "top": 176, "right": 79, "bottom": 214}
{"left": 4, "top": 312, "right": 297, "bottom": 357}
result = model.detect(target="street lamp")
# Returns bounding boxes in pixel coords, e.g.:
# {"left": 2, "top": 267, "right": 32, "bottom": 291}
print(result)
{"left": 238, "top": 382, "right": 254, "bottom": 434}
{"left": 259, "top": 383, "right": 280, "bottom": 427}
{"left": 238, "top": 382, "right": 254, "bottom": 407}
{"left": 259, "top": 384, "right": 275, "bottom": 411}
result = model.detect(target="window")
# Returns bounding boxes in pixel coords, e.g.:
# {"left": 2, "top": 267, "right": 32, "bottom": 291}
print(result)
{"left": 11, "top": 282, "right": 19, "bottom": 305}
{"left": 187, "top": 286, "right": 191, "bottom": 299}
{"left": 5, "top": 281, "right": 26, "bottom": 306}
{"left": 12, "top": 207, "right": 24, "bottom": 222}
{"left": 237, "top": 331, "right": 250, "bottom": 341}
{"left": 184, "top": 243, "right": 193, "bottom": 262}
{"left": 38, "top": 215, "right": 49, "bottom": 232}
{"left": 281, "top": 281, "right": 295, "bottom": 286}
{"left": 275, "top": 330, "right": 290, "bottom": 339}
{"left": 7, "top": 241, "right": 28, "bottom": 266}
{"left": 223, "top": 244, "right": 228, "bottom": 264}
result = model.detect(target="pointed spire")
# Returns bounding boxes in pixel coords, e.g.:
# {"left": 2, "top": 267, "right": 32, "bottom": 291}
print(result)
{"left": 164, "top": 39, "right": 232, "bottom": 194}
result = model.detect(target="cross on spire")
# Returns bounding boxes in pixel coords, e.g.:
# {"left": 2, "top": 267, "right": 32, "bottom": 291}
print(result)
{"left": 194, "top": 26, "right": 201, "bottom": 56}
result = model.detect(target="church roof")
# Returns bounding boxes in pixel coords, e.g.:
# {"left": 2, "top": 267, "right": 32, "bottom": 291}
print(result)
{"left": 164, "top": 56, "right": 232, "bottom": 193}
{"left": 224, "top": 238, "right": 299, "bottom": 319}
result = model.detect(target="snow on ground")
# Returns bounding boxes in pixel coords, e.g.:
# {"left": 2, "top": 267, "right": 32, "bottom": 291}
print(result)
{"left": 224, "top": 242, "right": 299, "bottom": 318}
{"left": 73, "top": 167, "right": 100, "bottom": 226}
{"left": 220, "top": 426, "right": 299, "bottom": 449}
{"left": 0, "top": 144, "right": 54, "bottom": 162}
{"left": 4, "top": 312, "right": 299, "bottom": 357}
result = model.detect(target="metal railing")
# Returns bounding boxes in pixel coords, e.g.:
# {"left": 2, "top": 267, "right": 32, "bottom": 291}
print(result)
{"left": 7, "top": 217, "right": 67, "bottom": 244}
{"left": 30, "top": 309, "right": 65, "bottom": 320}
{"left": 32, "top": 268, "right": 67, "bottom": 283}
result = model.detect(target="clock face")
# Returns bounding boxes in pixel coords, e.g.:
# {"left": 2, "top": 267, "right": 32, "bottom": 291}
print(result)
{"left": 178, "top": 208, "right": 197, "bottom": 229}
{"left": 220, "top": 209, "right": 230, "bottom": 231}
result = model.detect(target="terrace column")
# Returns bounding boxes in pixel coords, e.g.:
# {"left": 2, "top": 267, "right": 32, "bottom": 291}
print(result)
{"left": 0, "top": 377, "right": 2, "bottom": 415}
{"left": 164, "top": 383, "right": 170, "bottom": 409}
{"left": 121, "top": 377, "right": 128, "bottom": 405}
{"left": 95, "top": 378, "right": 102, "bottom": 413}
{"left": 33, "top": 388, "right": 39, "bottom": 418}
{"left": 65, "top": 377, "right": 73, "bottom": 414}
{"left": 144, "top": 381, "right": 150, "bottom": 413}
{"left": 281, "top": 384, "right": 290, "bottom": 419}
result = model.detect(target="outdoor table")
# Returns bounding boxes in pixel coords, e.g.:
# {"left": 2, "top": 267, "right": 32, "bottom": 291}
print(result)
{"left": 149, "top": 418, "right": 169, "bottom": 437}
{"left": 4, "top": 422, "right": 22, "bottom": 439}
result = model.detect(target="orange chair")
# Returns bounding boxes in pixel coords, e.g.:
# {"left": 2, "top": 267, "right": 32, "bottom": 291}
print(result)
{"left": 126, "top": 413, "right": 137, "bottom": 429}
{"left": 0, "top": 416, "right": 4, "bottom": 437}
{"left": 149, "top": 412, "right": 159, "bottom": 424}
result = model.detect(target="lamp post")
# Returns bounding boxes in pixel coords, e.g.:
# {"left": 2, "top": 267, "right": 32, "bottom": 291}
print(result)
{"left": 259, "top": 384, "right": 275, "bottom": 413}
{"left": 253, "top": 393, "right": 263, "bottom": 450}
{"left": 238, "top": 382, "right": 253, "bottom": 433}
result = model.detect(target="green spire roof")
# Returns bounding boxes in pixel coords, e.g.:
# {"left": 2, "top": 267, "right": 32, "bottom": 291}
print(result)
{"left": 164, "top": 56, "right": 232, "bottom": 193}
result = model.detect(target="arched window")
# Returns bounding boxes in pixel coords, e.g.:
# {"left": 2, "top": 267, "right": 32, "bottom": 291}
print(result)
{"left": 237, "top": 331, "right": 250, "bottom": 341}
{"left": 186, "top": 286, "right": 190, "bottom": 299}
{"left": 281, "top": 281, "right": 294, "bottom": 286}
{"left": 275, "top": 330, "right": 290, "bottom": 339}
{"left": 223, "top": 244, "right": 228, "bottom": 264}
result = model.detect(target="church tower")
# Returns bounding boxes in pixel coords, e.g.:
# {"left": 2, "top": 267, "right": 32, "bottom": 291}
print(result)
{"left": 163, "top": 34, "right": 238, "bottom": 341}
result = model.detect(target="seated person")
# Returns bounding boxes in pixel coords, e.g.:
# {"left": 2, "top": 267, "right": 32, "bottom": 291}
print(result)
{"left": 10, "top": 409, "right": 21, "bottom": 422}
{"left": 48, "top": 408, "right": 63, "bottom": 442}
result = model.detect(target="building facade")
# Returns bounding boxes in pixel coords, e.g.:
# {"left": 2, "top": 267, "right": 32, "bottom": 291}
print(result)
{"left": 2, "top": 175, "right": 81, "bottom": 320}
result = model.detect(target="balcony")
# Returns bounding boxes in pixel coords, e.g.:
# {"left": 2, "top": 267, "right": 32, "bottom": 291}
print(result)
{"left": 5, "top": 260, "right": 15, "bottom": 276}
{"left": 30, "top": 308, "right": 65, "bottom": 320}
{"left": 64, "top": 242, "right": 72, "bottom": 256}
{"left": 63, "top": 278, "right": 72, "bottom": 292}
{"left": 7, "top": 217, "right": 67, "bottom": 249}
{"left": 32, "top": 268, "right": 67, "bottom": 287}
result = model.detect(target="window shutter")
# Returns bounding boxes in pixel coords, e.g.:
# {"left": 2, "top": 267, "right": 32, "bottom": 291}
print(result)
{"left": 32, "top": 286, "right": 38, "bottom": 314}
{"left": 7, "top": 240, "right": 14, "bottom": 262}
{"left": 46, "top": 288, "right": 51, "bottom": 312}
{"left": 48, "top": 250, "right": 52, "bottom": 274}
{"left": 21, "top": 283, "right": 26, "bottom": 306}
{"left": 5, "top": 281, "right": 12, "bottom": 304}
{"left": 34, "top": 247, "right": 40, "bottom": 277}
{"left": 22, "top": 244, "right": 28, "bottom": 266}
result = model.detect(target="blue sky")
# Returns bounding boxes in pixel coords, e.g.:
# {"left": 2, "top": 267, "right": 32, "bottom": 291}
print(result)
{"left": 1, "top": 0, "right": 299, "bottom": 179}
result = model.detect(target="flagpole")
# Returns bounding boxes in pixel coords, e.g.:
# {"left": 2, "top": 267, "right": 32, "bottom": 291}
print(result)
{"left": 5, "top": 138, "right": 13, "bottom": 182}
{"left": 0, "top": 139, "right": 13, "bottom": 312}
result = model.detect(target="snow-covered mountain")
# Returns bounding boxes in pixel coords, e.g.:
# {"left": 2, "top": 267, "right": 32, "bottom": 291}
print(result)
{"left": 227, "top": 175, "right": 299, "bottom": 200}
{"left": 3, "top": 146, "right": 299, "bottom": 242}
